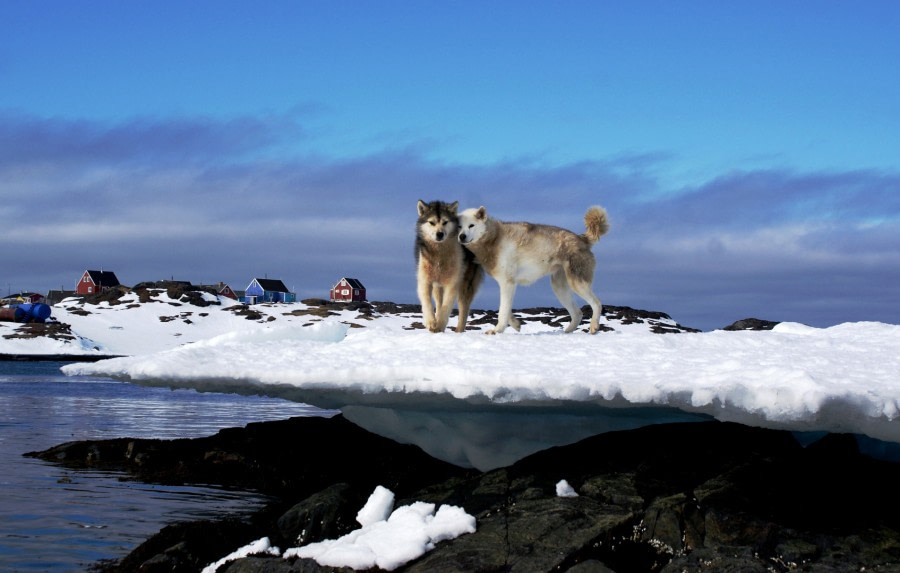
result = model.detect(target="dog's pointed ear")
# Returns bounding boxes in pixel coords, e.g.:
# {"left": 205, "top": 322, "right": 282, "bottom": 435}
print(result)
{"left": 476, "top": 206, "right": 487, "bottom": 220}
{"left": 417, "top": 200, "right": 427, "bottom": 216}
{"left": 449, "top": 201, "right": 459, "bottom": 213}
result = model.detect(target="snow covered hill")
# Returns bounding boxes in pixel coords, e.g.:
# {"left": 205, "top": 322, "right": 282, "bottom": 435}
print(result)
{"left": 1, "top": 288, "right": 697, "bottom": 358}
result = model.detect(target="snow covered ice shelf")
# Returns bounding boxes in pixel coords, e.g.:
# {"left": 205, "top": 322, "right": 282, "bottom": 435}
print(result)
{"left": 61, "top": 319, "right": 900, "bottom": 468}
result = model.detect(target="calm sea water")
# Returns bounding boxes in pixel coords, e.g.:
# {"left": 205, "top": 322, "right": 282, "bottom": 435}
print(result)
{"left": 0, "top": 361, "right": 334, "bottom": 572}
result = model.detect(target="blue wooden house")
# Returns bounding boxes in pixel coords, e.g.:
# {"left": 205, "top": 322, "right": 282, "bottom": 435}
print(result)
{"left": 243, "top": 278, "right": 296, "bottom": 304}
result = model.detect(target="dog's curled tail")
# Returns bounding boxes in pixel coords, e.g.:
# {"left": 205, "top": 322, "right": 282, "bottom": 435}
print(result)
{"left": 582, "top": 206, "right": 610, "bottom": 244}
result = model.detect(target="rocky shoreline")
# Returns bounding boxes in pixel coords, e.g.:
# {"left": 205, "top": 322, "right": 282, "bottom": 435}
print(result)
{"left": 28, "top": 415, "right": 900, "bottom": 572}
{"left": 0, "top": 353, "right": 121, "bottom": 362}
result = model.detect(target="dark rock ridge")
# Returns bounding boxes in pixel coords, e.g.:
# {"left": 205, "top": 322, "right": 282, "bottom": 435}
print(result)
{"left": 293, "top": 299, "right": 703, "bottom": 334}
{"left": 69, "top": 286, "right": 711, "bottom": 332}
{"left": 27, "top": 415, "right": 467, "bottom": 501}
{"left": 1, "top": 320, "right": 79, "bottom": 342}
{"left": 37, "top": 282, "right": 782, "bottom": 333}
{"left": 27, "top": 416, "right": 900, "bottom": 572}
{"left": 722, "top": 318, "right": 782, "bottom": 331}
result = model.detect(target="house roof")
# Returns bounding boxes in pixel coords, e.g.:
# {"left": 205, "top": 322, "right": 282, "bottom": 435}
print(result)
{"left": 198, "top": 282, "right": 233, "bottom": 292}
{"left": 335, "top": 277, "right": 365, "bottom": 289}
{"left": 252, "top": 278, "right": 291, "bottom": 293}
{"left": 3, "top": 292, "right": 42, "bottom": 299}
{"left": 47, "top": 289, "right": 76, "bottom": 297}
{"left": 85, "top": 270, "right": 120, "bottom": 287}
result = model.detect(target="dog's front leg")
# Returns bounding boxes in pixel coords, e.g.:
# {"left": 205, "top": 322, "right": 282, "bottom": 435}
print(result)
{"left": 417, "top": 279, "right": 436, "bottom": 331}
{"left": 429, "top": 284, "right": 448, "bottom": 332}
{"left": 434, "top": 283, "right": 457, "bottom": 333}
{"left": 489, "top": 280, "right": 517, "bottom": 334}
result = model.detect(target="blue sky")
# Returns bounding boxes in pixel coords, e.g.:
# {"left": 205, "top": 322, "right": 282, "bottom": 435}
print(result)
{"left": 2, "top": 2, "right": 899, "bottom": 330}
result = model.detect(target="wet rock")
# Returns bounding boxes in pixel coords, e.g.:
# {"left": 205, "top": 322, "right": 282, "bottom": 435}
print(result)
{"left": 26, "top": 415, "right": 471, "bottom": 499}
{"left": 275, "top": 483, "right": 368, "bottom": 546}
{"left": 222, "top": 556, "right": 351, "bottom": 572}
{"left": 404, "top": 422, "right": 900, "bottom": 572}
{"left": 30, "top": 419, "right": 900, "bottom": 573}
{"left": 109, "top": 519, "right": 260, "bottom": 573}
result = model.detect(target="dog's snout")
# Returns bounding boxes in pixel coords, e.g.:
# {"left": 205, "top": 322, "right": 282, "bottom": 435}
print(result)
{"left": 459, "top": 233, "right": 466, "bottom": 243}
{"left": 436, "top": 231, "right": 445, "bottom": 241}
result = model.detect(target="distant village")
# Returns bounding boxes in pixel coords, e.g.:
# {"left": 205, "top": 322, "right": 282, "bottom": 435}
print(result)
{"left": 2, "top": 270, "right": 368, "bottom": 308}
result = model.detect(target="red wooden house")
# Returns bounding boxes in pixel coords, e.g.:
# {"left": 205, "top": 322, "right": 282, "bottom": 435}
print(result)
{"left": 75, "top": 270, "right": 121, "bottom": 295}
{"left": 330, "top": 277, "right": 366, "bottom": 302}
{"left": 200, "top": 282, "right": 238, "bottom": 300}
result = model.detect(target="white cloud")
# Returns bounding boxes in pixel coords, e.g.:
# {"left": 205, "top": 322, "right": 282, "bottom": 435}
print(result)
{"left": 3, "top": 114, "right": 900, "bottom": 330}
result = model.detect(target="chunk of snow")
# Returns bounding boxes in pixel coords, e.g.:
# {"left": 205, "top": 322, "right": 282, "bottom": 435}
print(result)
{"left": 356, "top": 485, "right": 395, "bottom": 527}
{"left": 283, "top": 487, "right": 475, "bottom": 571}
{"left": 556, "top": 479, "right": 579, "bottom": 497}
{"left": 202, "top": 536, "right": 280, "bottom": 573}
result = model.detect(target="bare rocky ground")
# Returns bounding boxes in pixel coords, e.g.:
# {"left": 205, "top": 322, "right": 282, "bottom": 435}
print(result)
{"left": 28, "top": 415, "right": 900, "bottom": 573}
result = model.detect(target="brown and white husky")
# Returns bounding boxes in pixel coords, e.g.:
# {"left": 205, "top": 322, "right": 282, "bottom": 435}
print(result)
{"left": 415, "top": 200, "right": 483, "bottom": 333}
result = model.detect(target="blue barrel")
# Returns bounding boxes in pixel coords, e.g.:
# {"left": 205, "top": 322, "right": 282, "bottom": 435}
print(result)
{"left": 14, "top": 303, "right": 52, "bottom": 323}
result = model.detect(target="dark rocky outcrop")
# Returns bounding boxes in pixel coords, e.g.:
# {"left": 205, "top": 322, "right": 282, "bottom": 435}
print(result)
{"left": 77, "top": 282, "right": 224, "bottom": 308}
{"left": 1, "top": 320, "right": 79, "bottom": 342}
{"left": 227, "top": 304, "right": 268, "bottom": 321}
{"left": 27, "top": 417, "right": 900, "bottom": 573}
{"left": 83, "top": 285, "right": 132, "bottom": 305}
{"left": 722, "top": 318, "right": 781, "bottom": 331}
{"left": 132, "top": 281, "right": 222, "bottom": 307}
{"left": 27, "top": 415, "right": 469, "bottom": 500}
{"left": 294, "top": 300, "right": 702, "bottom": 334}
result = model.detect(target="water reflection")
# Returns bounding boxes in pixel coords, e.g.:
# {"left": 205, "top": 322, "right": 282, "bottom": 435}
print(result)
{"left": 341, "top": 403, "right": 714, "bottom": 470}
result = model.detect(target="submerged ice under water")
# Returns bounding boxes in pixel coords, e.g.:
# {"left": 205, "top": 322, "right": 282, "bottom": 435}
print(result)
{"left": 0, "top": 361, "right": 335, "bottom": 573}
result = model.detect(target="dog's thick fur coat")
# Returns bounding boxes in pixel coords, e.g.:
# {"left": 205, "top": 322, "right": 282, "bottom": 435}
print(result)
{"left": 458, "top": 205, "right": 610, "bottom": 334}
{"left": 415, "top": 200, "right": 483, "bottom": 333}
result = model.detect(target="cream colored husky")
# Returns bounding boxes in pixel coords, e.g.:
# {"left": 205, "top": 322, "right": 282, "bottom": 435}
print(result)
{"left": 458, "top": 205, "right": 610, "bottom": 334}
